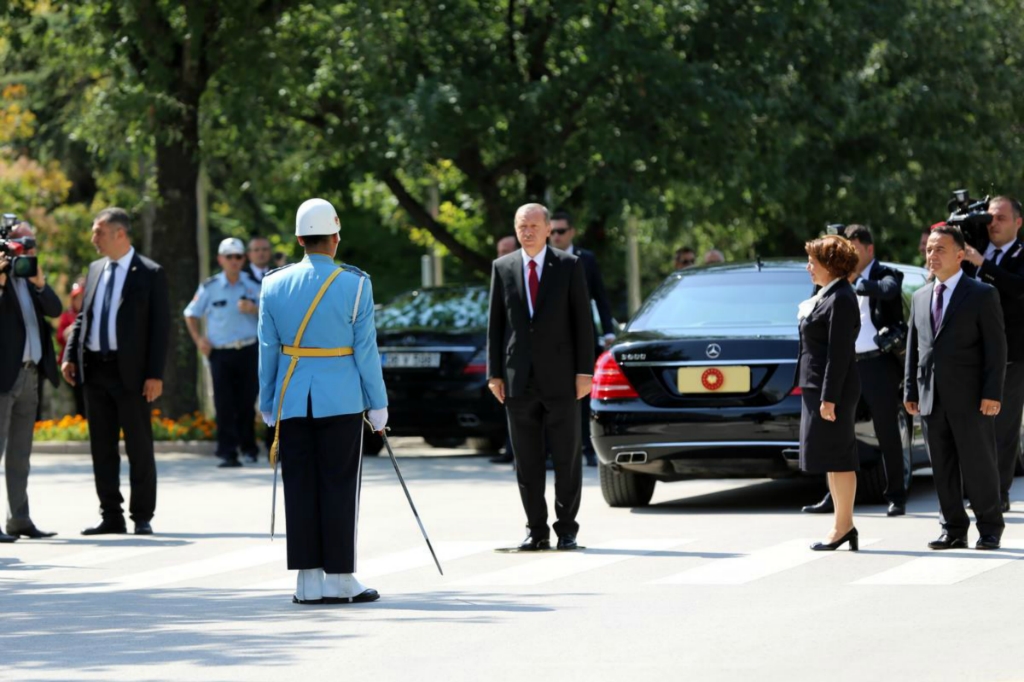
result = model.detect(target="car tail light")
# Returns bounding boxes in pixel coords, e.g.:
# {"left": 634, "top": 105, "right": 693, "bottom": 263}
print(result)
{"left": 591, "top": 350, "right": 639, "bottom": 400}
{"left": 789, "top": 387, "right": 802, "bottom": 396}
{"left": 462, "top": 349, "right": 487, "bottom": 375}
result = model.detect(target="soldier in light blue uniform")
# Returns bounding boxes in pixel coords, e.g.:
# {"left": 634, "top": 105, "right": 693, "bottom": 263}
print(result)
{"left": 259, "top": 198, "right": 388, "bottom": 605}
{"left": 185, "top": 237, "right": 262, "bottom": 468}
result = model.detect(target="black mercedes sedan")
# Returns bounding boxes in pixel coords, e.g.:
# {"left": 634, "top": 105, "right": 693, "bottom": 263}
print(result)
{"left": 590, "top": 259, "right": 932, "bottom": 507}
{"left": 366, "top": 285, "right": 506, "bottom": 455}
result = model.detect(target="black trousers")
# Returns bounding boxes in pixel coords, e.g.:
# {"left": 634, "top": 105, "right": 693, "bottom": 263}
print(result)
{"left": 923, "top": 394, "right": 1004, "bottom": 538}
{"left": 858, "top": 354, "right": 906, "bottom": 504}
{"left": 209, "top": 345, "right": 259, "bottom": 459}
{"left": 995, "top": 361, "right": 1024, "bottom": 500}
{"left": 83, "top": 351, "right": 156, "bottom": 523}
{"left": 505, "top": 383, "right": 582, "bottom": 539}
{"left": 280, "top": 402, "right": 363, "bottom": 573}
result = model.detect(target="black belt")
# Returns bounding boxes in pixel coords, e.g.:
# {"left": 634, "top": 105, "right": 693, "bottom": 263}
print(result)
{"left": 84, "top": 350, "right": 118, "bottom": 362}
{"left": 856, "top": 349, "right": 885, "bottom": 362}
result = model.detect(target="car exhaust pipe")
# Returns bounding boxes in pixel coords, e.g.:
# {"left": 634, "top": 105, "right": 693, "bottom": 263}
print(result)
{"left": 457, "top": 413, "right": 481, "bottom": 428}
{"left": 615, "top": 452, "right": 648, "bottom": 464}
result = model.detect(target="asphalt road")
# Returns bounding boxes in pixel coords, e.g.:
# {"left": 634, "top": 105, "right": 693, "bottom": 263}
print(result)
{"left": 2, "top": 439, "right": 1023, "bottom": 682}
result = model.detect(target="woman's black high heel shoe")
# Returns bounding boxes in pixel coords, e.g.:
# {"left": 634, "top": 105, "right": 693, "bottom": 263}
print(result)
{"left": 810, "top": 527, "right": 859, "bottom": 551}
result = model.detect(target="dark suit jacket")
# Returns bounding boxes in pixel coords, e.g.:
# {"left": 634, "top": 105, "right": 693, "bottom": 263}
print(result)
{"left": 242, "top": 262, "right": 268, "bottom": 283}
{"left": 0, "top": 280, "right": 61, "bottom": 393}
{"left": 487, "top": 248, "right": 595, "bottom": 399}
{"left": 853, "top": 260, "right": 905, "bottom": 337}
{"left": 904, "top": 275, "right": 1007, "bottom": 415}
{"left": 976, "top": 239, "right": 1024, "bottom": 363}
{"left": 64, "top": 251, "right": 170, "bottom": 392}
{"left": 798, "top": 279, "right": 860, "bottom": 403}
{"left": 573, "top": 247, "right": 615, "bottom": 338}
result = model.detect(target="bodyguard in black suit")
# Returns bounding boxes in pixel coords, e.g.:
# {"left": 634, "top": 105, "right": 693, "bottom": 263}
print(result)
{"left": 550, "top": 210, "right": 615, "bottom": 467}
{"left": 846, "top": 225, "right": 909, "bottom": 515}
{"left": 905, "top": 225, "right": 1006, "bottom": 550}
{"left": 0, "top": 222, "right": 61, "bottom": 541}
{"left": 487, "top": 204, "right": 595, "bottom": 550}
{"left": 62, "top": 208, "right": 170, "bottom": 536}
{"left": 962, "top": 196, "right": 1024, "bottom": 511}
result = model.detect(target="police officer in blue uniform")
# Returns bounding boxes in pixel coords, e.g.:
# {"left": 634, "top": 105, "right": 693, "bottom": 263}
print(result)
{"left": 185, "top": 238, "right": 262, "bottom": 468}
{"left": 259, "top": 198, "right": 388, "bottom": 605}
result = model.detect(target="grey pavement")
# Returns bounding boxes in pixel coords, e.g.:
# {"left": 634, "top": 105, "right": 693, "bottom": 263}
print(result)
{"left": 2, "top": 439, "right": 1024, "bottom": 682}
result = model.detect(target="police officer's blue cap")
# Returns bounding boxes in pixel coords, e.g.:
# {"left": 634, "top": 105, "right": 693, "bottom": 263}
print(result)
{"left": 296, "top": 198, "right": 340, "bottom": 237}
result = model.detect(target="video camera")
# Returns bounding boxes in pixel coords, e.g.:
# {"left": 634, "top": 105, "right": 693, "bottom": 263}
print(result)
{"left": 0, "top": 213, "right": 39, "bottom": 278}
{"left": 825, "top": 223, "right": 847, "bottom": 237}
{"left": 945, "top": 189, "right": 991, "bottom": 252}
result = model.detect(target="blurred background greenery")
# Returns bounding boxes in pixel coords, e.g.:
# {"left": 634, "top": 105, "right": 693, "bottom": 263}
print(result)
{"left": 2, "top": 0, "right": 1023, "bottom": 415}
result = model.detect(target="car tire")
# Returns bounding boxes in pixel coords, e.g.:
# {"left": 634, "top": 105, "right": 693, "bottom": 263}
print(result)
{"left": 467, "top": 435, "right": 506, "bottom": 453}
{"left": 424, "top": 436, "right": 466, "bottom": 449}
{"left": 363, "top": 432, "right": 384, "bottom": 456}
{"left": 599, "top": 462, "right": 656, "bottom": 508}
{"left": 1016, "top": 426, "right": 1024, "bottom": 476}
{"left": 898, "top": 409, "right": 914, "bottom": 494}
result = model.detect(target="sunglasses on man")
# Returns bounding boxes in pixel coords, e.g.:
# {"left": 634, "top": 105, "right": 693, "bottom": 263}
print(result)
{"left": 223, "top": 254, "right": 244, "bottom": 260}
{"left": 551, "top": 228, "right": 571, "bottom": 236}
{"left": 677, "top": 258, "right": 695, "bottom": 266}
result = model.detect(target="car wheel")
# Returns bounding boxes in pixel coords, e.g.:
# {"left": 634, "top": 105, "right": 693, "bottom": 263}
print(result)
{"left": 423, "top": 436, "right": 467, "bottom": 449}
{"left": 898, "top": 409, "right": 913, "bottom": 494}
{"left": 363, "top": 431, "right": 384, "bottom": 456}
{"left": 467, "top": 435, "right": 506, "bottom": 453}
{"left": 599, "top": 462, "right": 655, "bottom": 508}
{"left": 1017, "top": 426, "right": 1024, "bottom": 476}
{"left": 856, "top": 462, "right": 887, "bottom": 503}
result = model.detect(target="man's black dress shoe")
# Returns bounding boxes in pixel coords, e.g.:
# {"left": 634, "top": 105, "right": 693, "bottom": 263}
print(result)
{"left": 801, "top": 493, "right": 834, "bottom": 514}
{"left": 976, "top": 535, "right": 1001, "bottom": 550}
{"left": 886, "top": 503, "right": 906, "bottom": 517}
{"left": 489, "top": 453, "right": 514, "bottom": 464}
{"left": 0, "top": 530, "right": 16, "bottom": 543}
{"left": 292, "top": 596, "right": 324, "bottom": 605}
{"left": 82, "top": 519, "right": 127, "bottom": 536}
{"left": 556, "top": 535, "right": 578, "bottom": 550}
{"left": 323, "top": 589, "right": 381, "bottom": 604}
{"left": 8, "top": 525, "right": 57, "bottom": 539}
{"left": 518, "top": 535, "right": 551, "bottom": 551}
{"left": 134, "top": 521, "right": 153, "bottom": 535}
{"left": 218, "top": 458, "right": 242, "bottom": 468}
{"left": 928, "top": 534, "right": 968, "bottom": 550}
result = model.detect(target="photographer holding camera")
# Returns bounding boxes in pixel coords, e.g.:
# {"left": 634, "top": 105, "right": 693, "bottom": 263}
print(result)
{"left": 962, "top": 196, "right": 1024, "bottom": 511}
{"left": 0, "top": 221, "right": 62, "bottom": 541}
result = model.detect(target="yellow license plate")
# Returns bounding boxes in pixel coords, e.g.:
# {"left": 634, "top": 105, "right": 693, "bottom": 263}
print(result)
{"left": 677, "top": 366, "right": 751, "bottom": 394}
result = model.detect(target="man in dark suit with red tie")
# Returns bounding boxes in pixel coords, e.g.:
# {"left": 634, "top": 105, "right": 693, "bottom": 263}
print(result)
{"left": 487, "top": 203, "right": 595, "bottom": 550}
{"left": 905, "top": 225, "right": 1006, "bottom": 550}
{"left": 62, "top": 208, "right": 170, "bottom": 536}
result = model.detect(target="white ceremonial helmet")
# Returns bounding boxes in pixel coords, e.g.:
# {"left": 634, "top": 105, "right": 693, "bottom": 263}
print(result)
{"left": 295, "top": 198, "right": 341, "bottom": 236}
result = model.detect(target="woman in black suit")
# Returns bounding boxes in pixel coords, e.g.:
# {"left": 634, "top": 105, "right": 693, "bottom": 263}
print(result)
{"left": 798, "top": 235, "right": 862, "bottom": 551}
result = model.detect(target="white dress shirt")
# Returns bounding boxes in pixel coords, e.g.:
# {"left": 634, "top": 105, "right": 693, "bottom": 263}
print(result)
{"left": 87, "top": 247, "right": 135, "bottom": 352}
{"left": 250, "top": 264, "right": 268, "bottom": 282}
{"left": 983, "top": 241, "right": 1013, "bottom": 267}
{"left": 932, "top": 268, "right": 963, "bottom": 326}
{"left": 854, "top": 259, "right": 880, "bottom": 353}
{"left": 521, "top": 246, "right": 547, "bottom": 318}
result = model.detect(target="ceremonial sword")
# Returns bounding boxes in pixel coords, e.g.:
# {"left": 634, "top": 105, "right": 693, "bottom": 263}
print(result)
{"left": 366, "top": 417, "right": 444, "bottom": 576}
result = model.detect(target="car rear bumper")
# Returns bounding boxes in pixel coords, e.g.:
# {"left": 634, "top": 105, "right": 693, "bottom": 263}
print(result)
{"left": 385, "top": 384, "right": 507, "bottom": 439}
{"left": 590, "top": 398, "right": 801, "bottom": 481}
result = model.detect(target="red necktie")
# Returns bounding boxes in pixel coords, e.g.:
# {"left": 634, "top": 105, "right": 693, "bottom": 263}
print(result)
{"left": 528, "top": 260, "right": 539, "bottom": 313}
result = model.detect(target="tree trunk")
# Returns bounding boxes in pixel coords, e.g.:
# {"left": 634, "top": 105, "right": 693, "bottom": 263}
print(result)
{"left": 150, "top": 117, "right": 200, "bottom": 419}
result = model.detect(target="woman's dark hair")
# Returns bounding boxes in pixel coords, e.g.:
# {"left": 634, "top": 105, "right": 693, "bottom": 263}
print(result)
{"left": 805, "top": 234, "right": 859, "bottom": 279}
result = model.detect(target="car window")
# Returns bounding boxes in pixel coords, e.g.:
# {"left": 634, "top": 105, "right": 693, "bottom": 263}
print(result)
{"left": 377, "top": 287, "right": 489, "bottom": 332}
{"left": 629, "top": 272, "right": 813, "bottom": 331}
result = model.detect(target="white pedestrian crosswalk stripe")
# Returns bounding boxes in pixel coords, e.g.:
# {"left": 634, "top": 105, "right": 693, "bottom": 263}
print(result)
{"left": 453, "top": 539, "right": 691, "bottom": 587}
{"left": 11, "top": 535, "right": 1024, "bottom": 595}
{"left": 854, "top": 539, "right": 1024, "bottom": 585}
{"left": 653, "top": 538, "right": 880, "bottom": 585}
{"left": 244, "top": 540, "right": 499, "bottom": 591}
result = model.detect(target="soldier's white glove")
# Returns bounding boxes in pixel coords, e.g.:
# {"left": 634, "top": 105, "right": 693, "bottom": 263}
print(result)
{"left": 261, "top": 411, "right": 275, "bottom": 427}
{"left": 367, "top": 407, "right": 388, "bottom": 433}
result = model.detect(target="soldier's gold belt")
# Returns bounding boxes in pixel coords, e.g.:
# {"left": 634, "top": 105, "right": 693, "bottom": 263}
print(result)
{"left": 281, "top": 345, "right": 353, "bottom": 357}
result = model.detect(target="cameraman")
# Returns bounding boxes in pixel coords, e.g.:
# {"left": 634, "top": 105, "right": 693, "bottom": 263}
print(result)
{"left": 963, "top": 196, "right": 1024, "bottom": 511}
{"left": 801, "top": 225, "right": 907, "bottom": 516}
{"left": 0, "top": 222, "right": 61, "bottom": 540}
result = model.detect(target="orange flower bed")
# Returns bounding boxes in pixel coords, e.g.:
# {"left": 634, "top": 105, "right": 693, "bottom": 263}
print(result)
{"left": 34, "top": 410, "right": 218, "bottom": 441}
